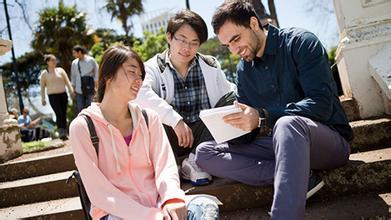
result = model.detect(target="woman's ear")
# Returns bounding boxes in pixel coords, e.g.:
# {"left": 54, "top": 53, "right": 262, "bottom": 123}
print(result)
{"left": 106, "top": 77, "right": 112, "bottom": 87}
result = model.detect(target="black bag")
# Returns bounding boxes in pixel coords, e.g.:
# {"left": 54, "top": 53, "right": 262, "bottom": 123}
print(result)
{"left": 78, "top": 61, "right": 95, "bottom": 95}
{"left": 67, "top": 110, "right": 149, "bottom": 219}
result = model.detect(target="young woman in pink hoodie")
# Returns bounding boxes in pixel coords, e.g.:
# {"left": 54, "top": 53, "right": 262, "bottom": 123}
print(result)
{"left": 69, "top": 46, "right": 219, "bottom": 220}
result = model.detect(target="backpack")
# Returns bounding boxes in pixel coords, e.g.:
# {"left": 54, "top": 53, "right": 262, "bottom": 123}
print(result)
{"left": 67, "top": 110, "right": 149, "bottom": 219}
{"left": 78, "top": 61, "right": 95, "bottom": 96}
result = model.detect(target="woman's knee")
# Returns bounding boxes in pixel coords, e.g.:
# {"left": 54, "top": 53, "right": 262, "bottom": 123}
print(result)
{"left": 187, "top": 196, "right": 219, "bottom": 220}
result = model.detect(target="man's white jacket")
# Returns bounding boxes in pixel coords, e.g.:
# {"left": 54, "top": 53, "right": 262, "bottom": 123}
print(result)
{"left": 136, "top": 49, "right": 235, "bottom": 128}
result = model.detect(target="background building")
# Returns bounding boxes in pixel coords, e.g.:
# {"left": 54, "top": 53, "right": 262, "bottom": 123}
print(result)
{"left": 140, "top": 8, "right": 175, "bottom": 35}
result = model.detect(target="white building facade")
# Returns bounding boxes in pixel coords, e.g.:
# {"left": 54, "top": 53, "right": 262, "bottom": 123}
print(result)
{"left": 140, "top": 9, "right": 175, "bottom": 35}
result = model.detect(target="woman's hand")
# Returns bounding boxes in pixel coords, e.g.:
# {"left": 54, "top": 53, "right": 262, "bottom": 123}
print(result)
{"left": 42, "top": 100, "right": 46, "bottom": 106}
{"left": 162, "top": 201, "right": 187, "bottom": 220}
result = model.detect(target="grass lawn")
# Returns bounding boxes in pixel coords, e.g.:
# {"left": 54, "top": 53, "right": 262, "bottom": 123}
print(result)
{"left": 22, "top": 140, "right": 53, "bottom": 153}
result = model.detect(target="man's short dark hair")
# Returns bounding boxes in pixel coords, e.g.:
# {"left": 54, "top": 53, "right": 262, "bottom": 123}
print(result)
{"left": 212, "top": 0, "right": 263, "bottom": 35}
{"left": 166, "top": 9, "right": 208, "bottom": 44}
{"left": 73, "top": 45, "right": 87, "bottom": 54}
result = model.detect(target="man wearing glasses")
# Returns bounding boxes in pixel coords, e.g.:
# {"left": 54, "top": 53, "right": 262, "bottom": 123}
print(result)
{"left": 136, "top": 9, "right": 235, "bottom": 186}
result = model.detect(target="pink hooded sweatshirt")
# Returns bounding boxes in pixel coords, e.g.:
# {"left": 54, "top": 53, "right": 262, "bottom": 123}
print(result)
{"left": 69, "top": 102, "right": 185, "bottom": 220}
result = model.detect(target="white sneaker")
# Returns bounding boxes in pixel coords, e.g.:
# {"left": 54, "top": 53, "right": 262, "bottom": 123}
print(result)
{"left": 181, "top": 153, "right": 212, "bottom": 186}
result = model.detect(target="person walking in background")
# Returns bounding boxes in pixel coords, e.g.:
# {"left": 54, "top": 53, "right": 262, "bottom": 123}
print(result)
{"left": 70, "top": 45, "right": 219, "bottom": 219}
{"left": 136, "top": 10, "right": 236, "bottom": 186}
{"left": 195, "top": 1, "right": 353, "bottom": 219}
{"left": 71, "top": 45, "right": 99, "bottom": 114}
{"left": 40, "top": 54, "right": 73, "bottom": 140}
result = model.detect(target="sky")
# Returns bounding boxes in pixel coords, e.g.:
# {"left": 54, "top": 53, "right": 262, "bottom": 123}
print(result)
{"left": 0, "top": 0, "right": 339, "bottom": 65}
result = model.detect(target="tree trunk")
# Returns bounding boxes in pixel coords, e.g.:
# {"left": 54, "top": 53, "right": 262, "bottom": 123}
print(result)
{"left": 247, "top": 0, "right": 268, "bottom": 18}
{"left": 268, "top": 0, "right": 280, "bottom": 27}
{"left": 186, "top": 0, "right": 190, "bottom": 10}
{"left": 246, "top": 0, "right": 280, "bottom": 28}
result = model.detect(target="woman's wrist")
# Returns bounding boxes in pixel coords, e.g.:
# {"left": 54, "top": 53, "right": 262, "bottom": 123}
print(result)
{"left": 161, "top": 198, "right": 185, "bottom": 209}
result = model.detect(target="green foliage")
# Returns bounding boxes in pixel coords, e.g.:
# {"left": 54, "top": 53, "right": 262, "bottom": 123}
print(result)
{"left": 66, "top": 101, "right": 77, "bottom": 129}
{"left": 199, "top": 37, "right": 239, "bottom": 82}
{"left": 90, "top": 28, "right": 139, "bottom": 63}
{"left": 31, "top": 2, "right": 94, "bottom": 73}
{"left": 90, "top": 42, "right": 105, "bottom": 64}
{"left": 105, "top": 0, "right": 143, "bottom": 36}
{"left": 22, "top": 140, "right": 46, "bottom": 153}
{"left": 132, "top": 29, "right": 167, "bottom": 61}
{"left": 328, "top": 46, "right": 337, "bottom": 65}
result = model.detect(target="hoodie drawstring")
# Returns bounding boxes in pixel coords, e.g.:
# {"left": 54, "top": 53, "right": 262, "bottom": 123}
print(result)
{"left": 143, "top": 122, "right": 151, "bottom": 166}
{"left": 108, "top": 124, "right": 121, "bottom": 173}
{"left": 128, "top": 103, "right": 152, "bottom": 166}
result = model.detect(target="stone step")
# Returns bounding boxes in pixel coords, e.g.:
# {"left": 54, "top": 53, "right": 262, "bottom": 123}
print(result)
{"left": 1, "top": 147, "right": 389, "bottom": 210}
{"left": 350, "top": 117, "right": 391, "bottom": 152}
{"left": 0, "top": 116, "right": 388, "bottom": 184}
{"left": 0, "top": 149, "right": 389, "bottom": 218}
{"left": 1, "top": 192, "right": 389, "bottom": 219}
{"left": 0, "top": 197, "right": 83, "bottom": 220}
{"left": 221, "top": 192, "right": 391, "bottom": 219}
{"left": 340, "top": 96, "right": 360, "bottom": 122}
{"left": 182, "top": 148, "right": 391, "bottom": 212}
{"left": 0, "top": 152, "right": 76, "bottom": 182}
{"left": 0, "top": 171, "right": 78, "bottom": 208}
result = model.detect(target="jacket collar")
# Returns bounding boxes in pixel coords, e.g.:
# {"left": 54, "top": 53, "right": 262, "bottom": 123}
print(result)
{"left": 263, "top": 24, "right": 279, "bottom": 56}
{"left": 156, "top": 49, "right": 218, "bottom": 73}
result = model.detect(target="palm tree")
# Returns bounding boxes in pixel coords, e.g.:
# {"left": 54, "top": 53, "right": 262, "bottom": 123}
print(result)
{"left": 31, "top": 2, "right": 94, "bottom": 74}
{"left": 104, "top": 0, "right": 144, "bottom": 37}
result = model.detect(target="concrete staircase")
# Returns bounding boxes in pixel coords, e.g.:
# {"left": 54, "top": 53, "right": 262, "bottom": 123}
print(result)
{"left": 0, "top": 98, "right": 390, "bottom": 219}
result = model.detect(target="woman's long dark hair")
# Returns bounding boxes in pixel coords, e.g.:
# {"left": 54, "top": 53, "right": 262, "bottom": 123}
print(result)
{"left": 96, "top": 45, "right": 145, "bottom": 102}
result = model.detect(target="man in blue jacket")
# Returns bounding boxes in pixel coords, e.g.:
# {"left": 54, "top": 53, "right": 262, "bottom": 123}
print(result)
{"left": 195, "top": 1, "right": 353, "bottom": 219}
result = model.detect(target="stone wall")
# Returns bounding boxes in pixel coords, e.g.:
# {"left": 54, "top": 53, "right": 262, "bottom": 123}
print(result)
{"left": 0, "top": 123, "right": 22, "bottom": 163}
{"left": 333, "top": 0, "right": 391, "bottom": 118}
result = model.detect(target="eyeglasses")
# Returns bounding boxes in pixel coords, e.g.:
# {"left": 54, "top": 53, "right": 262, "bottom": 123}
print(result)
{"left": 172, "top": 35, "right": 200, "bottom": 49}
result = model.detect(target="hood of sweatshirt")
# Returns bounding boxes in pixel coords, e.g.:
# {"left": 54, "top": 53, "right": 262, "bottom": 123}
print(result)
{"left": 79, "top": 101, "right": 151, "bottom": 173}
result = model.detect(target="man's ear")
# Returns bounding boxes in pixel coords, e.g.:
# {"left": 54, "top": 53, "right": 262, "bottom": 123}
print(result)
{"left": 249, "top": 16, "right": 260, "bottom": 31}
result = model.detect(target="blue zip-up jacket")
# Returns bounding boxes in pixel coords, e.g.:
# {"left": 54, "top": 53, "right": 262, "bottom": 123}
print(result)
{"left": 236, "top": 25, "right": 352, "bottom": 142}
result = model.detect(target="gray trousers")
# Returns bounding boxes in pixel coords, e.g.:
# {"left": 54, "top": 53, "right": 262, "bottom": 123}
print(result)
{"left": 195, "top": 115, "right": 350, "bottom": 220}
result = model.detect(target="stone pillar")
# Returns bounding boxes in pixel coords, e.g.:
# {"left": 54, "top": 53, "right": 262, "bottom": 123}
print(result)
{"left": 333, "top": 0, "right": 391, "bottom": 118}
{"left": 0, "top": 39, "right": 22, "bottom": 162}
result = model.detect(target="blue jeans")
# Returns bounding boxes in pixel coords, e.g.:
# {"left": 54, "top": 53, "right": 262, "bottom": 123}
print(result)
{"left": 75, "top": 93, "right": 93, "bottom": 114}
{"left": 100, "top": 196, "right": 219, "bottom": 220}
{"left": 196, "top": 116, "right": 350, "bottom": 220}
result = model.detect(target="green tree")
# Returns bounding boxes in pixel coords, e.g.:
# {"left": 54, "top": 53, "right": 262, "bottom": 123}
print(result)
{"left": 199, "top": 37, "right": 239, "bottom": 82}
{"left": 31, "top": 2, "right": 94, "bottom": 74}
{"left": 90, "top": 28, "right": 140, "bottom": 63}
{"left": 105, "top": 0, "right": 144, "bottom": 37}
{"left": 0, "top": 51, "right": 44, "bottom": 111}
{"left": 132, "top": 29, "right": 167, "bottom": 61}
